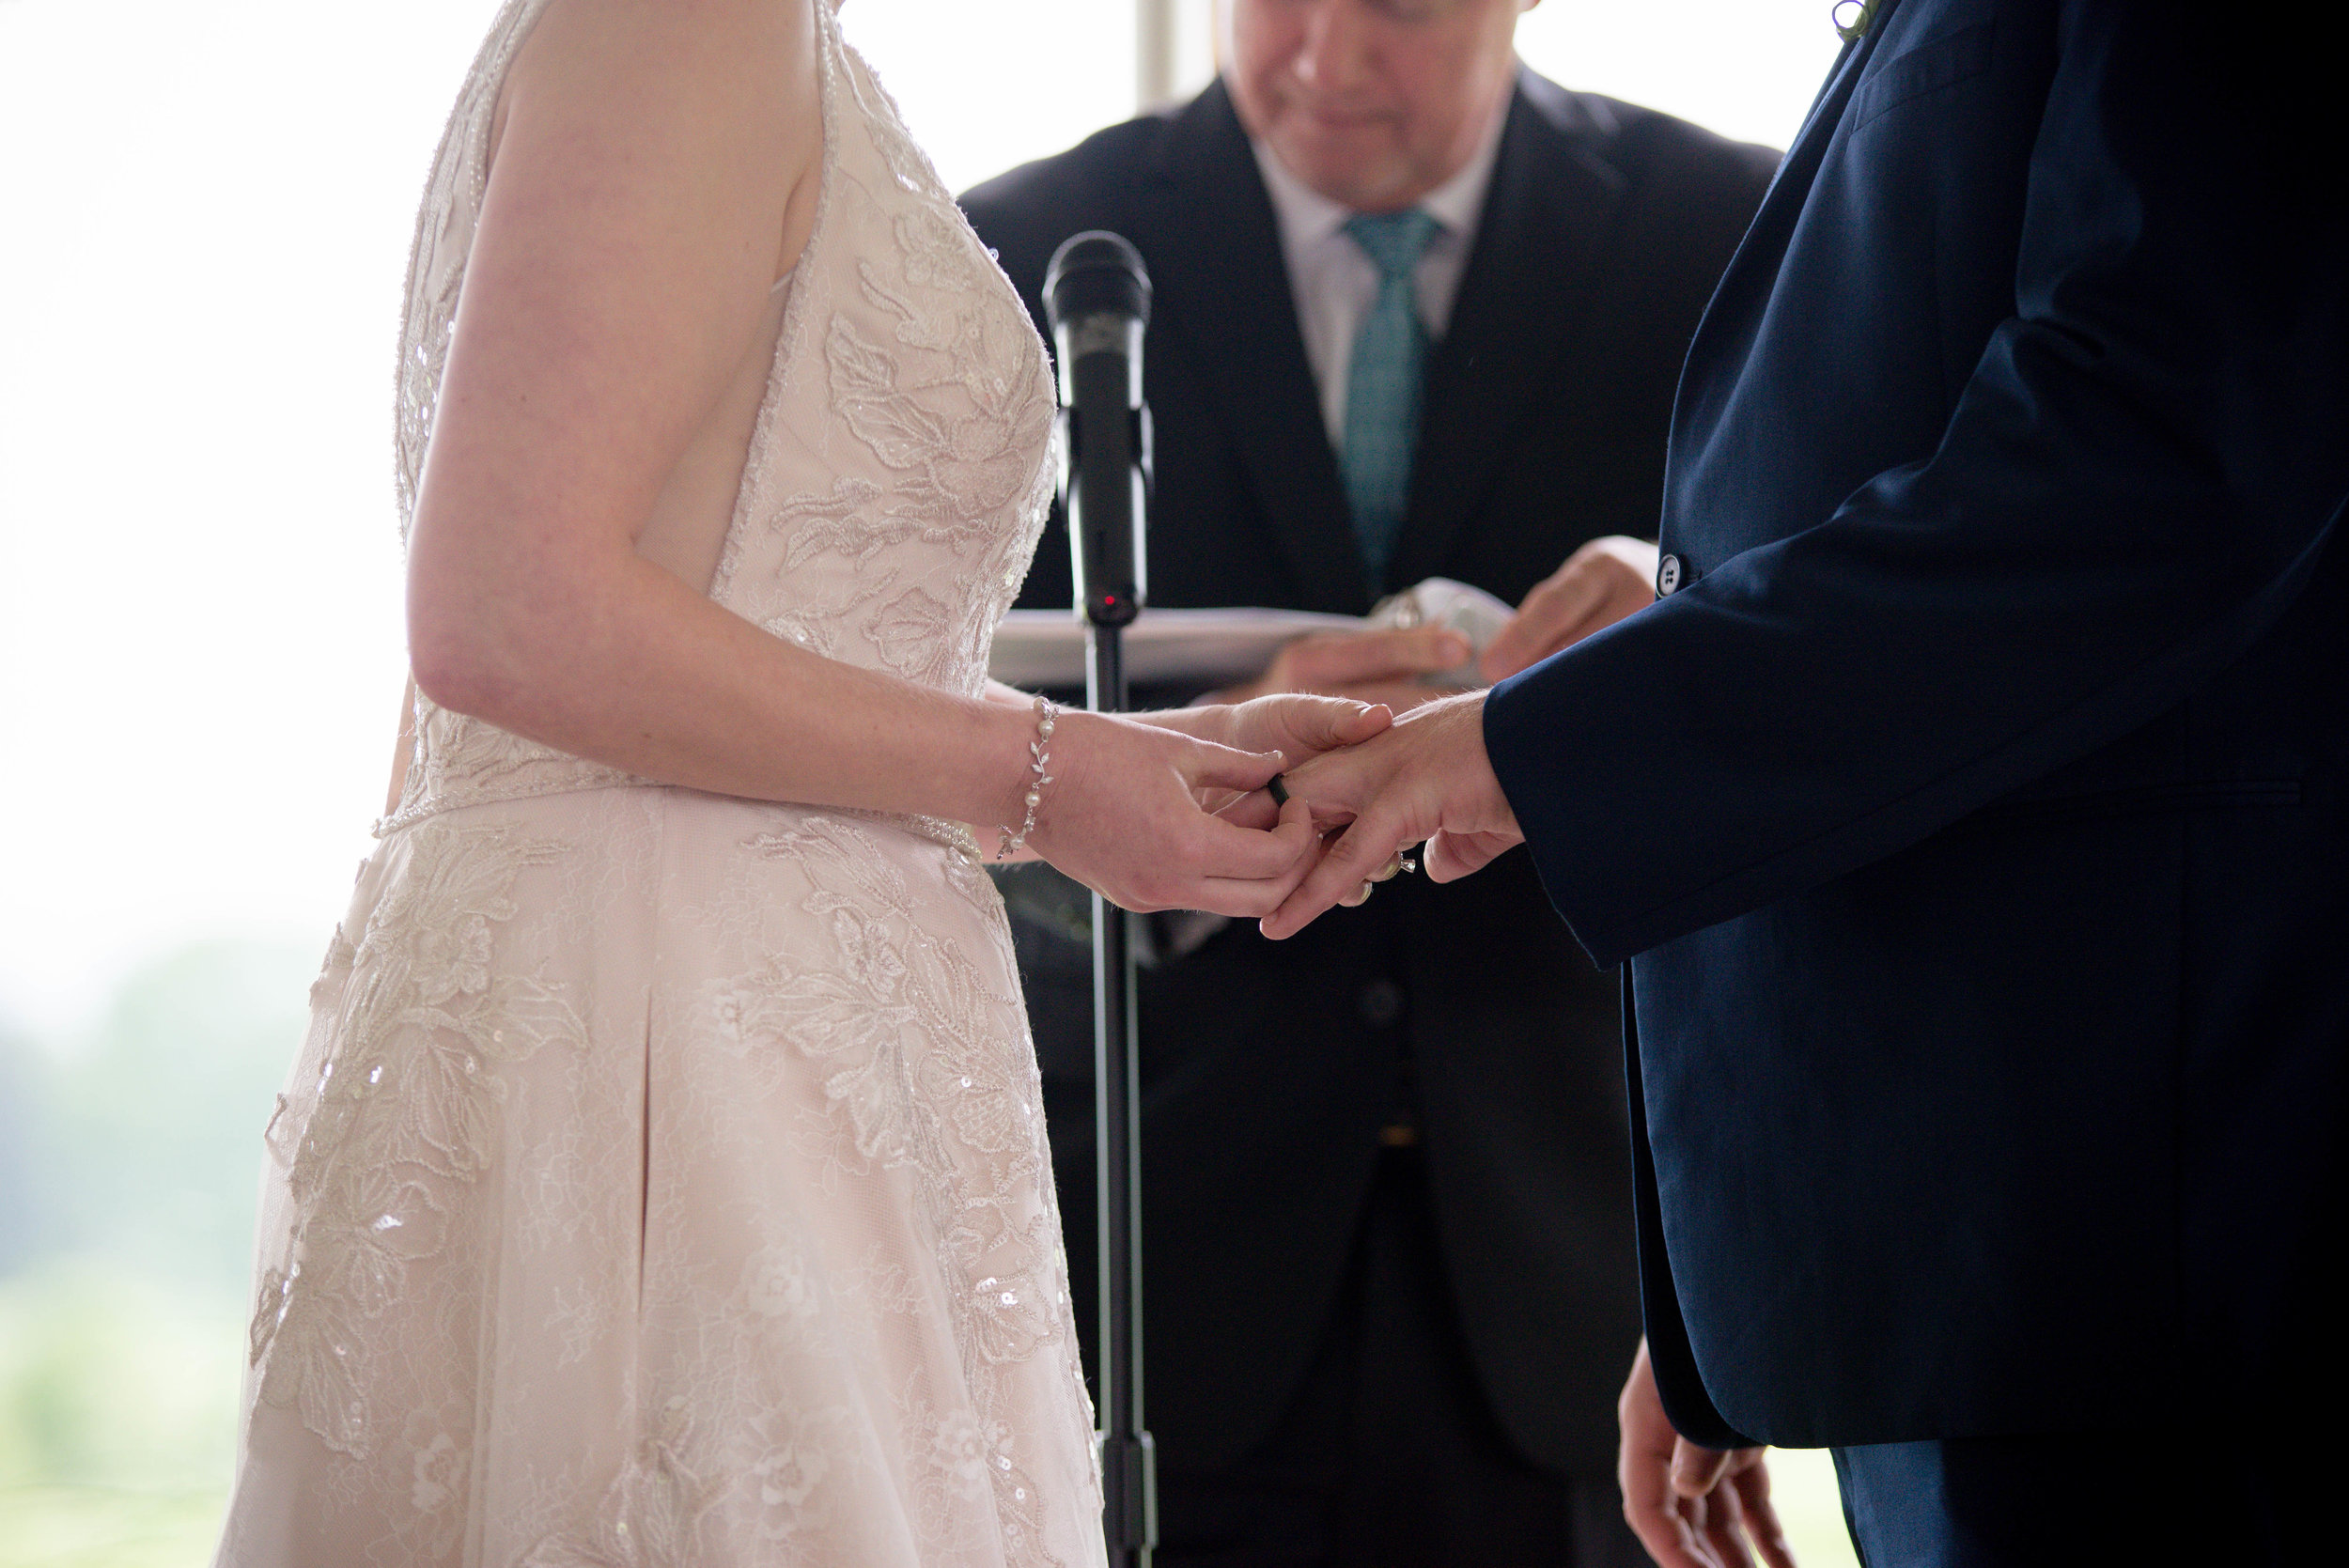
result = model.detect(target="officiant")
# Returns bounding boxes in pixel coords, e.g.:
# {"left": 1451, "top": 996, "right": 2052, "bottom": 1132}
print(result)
{"left": 963, "top": 2, "right": 1773, "bottom": 1561}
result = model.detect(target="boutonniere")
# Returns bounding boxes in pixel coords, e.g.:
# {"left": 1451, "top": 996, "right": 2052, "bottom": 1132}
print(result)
{"left": 1831, "top": 0, "right": 1885, "bottom": 41}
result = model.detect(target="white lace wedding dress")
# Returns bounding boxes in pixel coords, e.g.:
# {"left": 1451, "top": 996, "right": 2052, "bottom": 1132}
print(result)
{"left": 215, "top": 4, "right": 1102, "bottom": 1563}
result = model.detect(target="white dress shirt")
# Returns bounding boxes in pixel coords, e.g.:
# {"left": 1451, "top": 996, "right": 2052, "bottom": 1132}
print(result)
{"left": 1250, "top": 98, "right": 1509, "bottom": 450}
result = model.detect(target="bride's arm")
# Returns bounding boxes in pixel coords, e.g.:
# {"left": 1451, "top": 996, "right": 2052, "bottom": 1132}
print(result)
{"left": 404, "top": 0, "right": 1316, "bottom": 911}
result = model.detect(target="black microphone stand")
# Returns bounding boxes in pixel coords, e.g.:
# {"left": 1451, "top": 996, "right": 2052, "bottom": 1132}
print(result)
{"left": 1085, "top": 616, "right": 1153, "bottom": 1568}
{"left": 1045, "top": 231, "right": 1158, "bottom": 1568}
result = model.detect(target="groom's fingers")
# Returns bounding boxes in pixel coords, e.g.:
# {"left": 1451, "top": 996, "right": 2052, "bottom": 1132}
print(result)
{"left": 1624, "top": 1478, "right": 1729, "bottom": 1568}
{"left": 1260, "top": 811, "right": 1405, "bottom": 939}
{"left": 1699, "top": 1485, "right": 1761, "bottom": 1568}
{"left": 1729, "top": 1462, "right": 1799, "bottom": 1568}
{"left": 1423, "top": 827, "right": 1512, "bottom": 883}
{"left": 1671, "top": 1440, "right": 1748, "bottom": 1568}
{"left": 1671, "top": 1438, "right": 1735, "bottom": 1499}
{"left": 1275, "top": 738, "right": 1387, "bottom": 830}
{"left": 1622, "top": 1340, "right": 1732, "bottom": 1568}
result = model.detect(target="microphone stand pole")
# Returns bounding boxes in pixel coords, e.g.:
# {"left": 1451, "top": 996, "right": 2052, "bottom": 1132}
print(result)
{"left": 1047, "top": 230, "right": 1157, "bottom": 1567}
{"left": 1085, "top": 613, "right": 1153, "bottom": 1568}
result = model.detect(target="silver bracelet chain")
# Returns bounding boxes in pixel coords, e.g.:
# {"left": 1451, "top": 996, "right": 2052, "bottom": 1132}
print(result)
{"left": 994, "top": 694, "right": 1058, "bottom": 862}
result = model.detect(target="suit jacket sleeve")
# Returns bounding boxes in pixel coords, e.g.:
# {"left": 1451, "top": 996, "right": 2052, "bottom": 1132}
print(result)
{"left": 1484, "top": 4, "right": 2349, "bottom": 967}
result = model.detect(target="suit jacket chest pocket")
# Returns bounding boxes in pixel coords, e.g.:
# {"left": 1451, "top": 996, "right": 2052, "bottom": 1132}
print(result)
{"left": 1850, "top": 21, "right": 1998, "bottom": 132}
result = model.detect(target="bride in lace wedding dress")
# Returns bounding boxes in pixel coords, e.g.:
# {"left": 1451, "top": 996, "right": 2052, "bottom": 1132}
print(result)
{"left": 213, "top": 3, "right": 1382, "bottom": 1563}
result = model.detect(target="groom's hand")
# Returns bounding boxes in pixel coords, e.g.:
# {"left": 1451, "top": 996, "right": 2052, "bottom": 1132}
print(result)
{"left": 1619, "top": 1340, "right": 1797, "bottom": 1568}
{"left": 1258, "top": 691, "right": 1522, "bottom": 939}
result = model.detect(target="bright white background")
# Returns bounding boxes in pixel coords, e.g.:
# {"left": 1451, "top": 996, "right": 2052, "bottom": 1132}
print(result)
{"left": 0, "top": 0, "right": 1840, "bottom": 1041}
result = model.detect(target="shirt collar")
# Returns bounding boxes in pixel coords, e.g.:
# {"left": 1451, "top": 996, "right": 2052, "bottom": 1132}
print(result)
{"left": 1250, "top": 77, "right": 1512, "bottom": 255}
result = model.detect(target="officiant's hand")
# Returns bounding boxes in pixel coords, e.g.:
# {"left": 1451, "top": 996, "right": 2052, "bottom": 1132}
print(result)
{"left": 1478, "top": 535, "right": 1658, "bottom": 683}
{"left": 1258, "top": 691, "right": 1521, "bottom": 939}
{"left": 1028, "top": 711, "right": 1325, "bottom": 919}
{"left": 1209, "top": 624, "right": 1473, "bottom": 713}
{"left": 1619, "top": 1340, "right": 1797, "bottom": 1568}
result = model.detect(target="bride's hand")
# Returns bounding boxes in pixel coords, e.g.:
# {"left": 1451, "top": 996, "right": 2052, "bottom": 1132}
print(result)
{"left": 1026, "top": 711, "right": 1326, "bottom": 917}
{"left": 1134, "top": 694, "right": 1393, "bottom": 826}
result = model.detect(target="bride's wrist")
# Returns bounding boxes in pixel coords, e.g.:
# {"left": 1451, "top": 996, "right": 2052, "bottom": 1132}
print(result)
{"left": 966, "top": 693, "right": 1064, "bottom": 859}
{"left": 936, "top": 697, "right": 1037, "bottom": 833}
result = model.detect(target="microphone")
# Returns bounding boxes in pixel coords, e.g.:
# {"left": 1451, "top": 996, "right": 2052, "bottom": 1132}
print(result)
{"left": 1044, "top": 232, "right": 1153, "bottom": 629}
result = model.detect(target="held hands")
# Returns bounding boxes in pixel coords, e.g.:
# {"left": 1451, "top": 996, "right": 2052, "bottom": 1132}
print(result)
{"left": 1026, "top": 697, "right": 1392, "bottom": 919}
{"left": 1258, "top": 691, "right": 1522, "bottom": 939}
{"left": 1024, "top": 532, "right": 1655, "bottom": 931}
{"left": 1619, "top": 1340, "right": 1797, "bottom": 1568}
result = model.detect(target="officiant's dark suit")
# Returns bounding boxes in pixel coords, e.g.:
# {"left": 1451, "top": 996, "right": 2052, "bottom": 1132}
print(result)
{"left": 961, "top": 56, "right": 1774, "bottom": 1563}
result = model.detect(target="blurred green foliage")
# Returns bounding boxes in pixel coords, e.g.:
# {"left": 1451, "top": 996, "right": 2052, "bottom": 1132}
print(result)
{"left": 0, "top": 939, "right": 315, "bottom": 1563}
{"left": 23, "top": 942, "right": 314, "bottom": 1296}
{"left": 0, "top": 1487, "right": 227, "bottom": 1568}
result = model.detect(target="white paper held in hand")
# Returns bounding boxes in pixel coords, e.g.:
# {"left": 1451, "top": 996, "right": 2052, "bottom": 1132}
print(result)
{"left": 1364, "top": 577, "right": 1517, "bottom": 687}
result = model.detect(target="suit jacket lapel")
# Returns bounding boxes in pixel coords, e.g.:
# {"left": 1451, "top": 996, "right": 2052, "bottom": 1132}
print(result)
{"left": 1140, "top": 85, "right": 1373, "bottom": 614}
{"left": 1672, "top": 9, "right": 1894, "bottom": 462}
{"left": 1390, "top": 78, "right": 1627, "bottom": 593}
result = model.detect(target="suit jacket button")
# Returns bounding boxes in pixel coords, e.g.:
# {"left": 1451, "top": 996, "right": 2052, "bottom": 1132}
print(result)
{"left": 1656, "top": 553, "right": 1685, "bottom": 597}
{"left": 1359, "top": 978, "right": 1404, "bottom": 1028}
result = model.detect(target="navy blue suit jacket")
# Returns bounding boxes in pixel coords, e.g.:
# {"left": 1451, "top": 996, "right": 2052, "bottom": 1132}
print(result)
{"left": 1483, "top": 0, "right": 2349, "bottom": 1446}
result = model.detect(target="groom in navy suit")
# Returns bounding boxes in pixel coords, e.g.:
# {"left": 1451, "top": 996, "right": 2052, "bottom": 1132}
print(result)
{"left": 1271, "top": 1, "right": 2348, "bottom": 1561}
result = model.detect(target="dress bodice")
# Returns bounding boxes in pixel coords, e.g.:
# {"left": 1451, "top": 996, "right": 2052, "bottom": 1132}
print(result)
{"left": 382, "top": 0, "right": 1056, "bottom": 834}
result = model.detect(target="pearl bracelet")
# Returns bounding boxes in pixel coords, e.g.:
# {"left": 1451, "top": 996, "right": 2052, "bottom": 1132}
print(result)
{"left": 994, "top": 694, "right": 1058, "bottom": 862}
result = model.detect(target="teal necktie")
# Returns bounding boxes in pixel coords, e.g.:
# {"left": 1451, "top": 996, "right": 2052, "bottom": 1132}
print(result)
{"left": 1340, "top": 209, "right": 1441, "bottom": 587}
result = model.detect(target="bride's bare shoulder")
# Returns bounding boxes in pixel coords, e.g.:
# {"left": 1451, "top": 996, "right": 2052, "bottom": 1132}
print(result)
{"left": 492, "top": 0, "right": 821, "bottom": 191}
{"left": 510, "top": 0, "right": 817, "bottom": 84}
{"left": 479, "top": 0, "right": 822, "bottom": 284}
